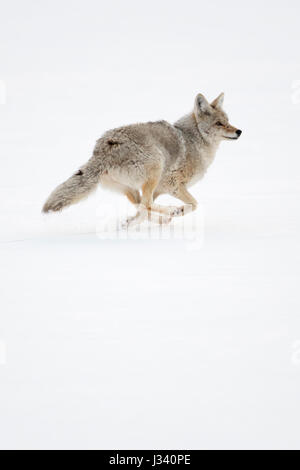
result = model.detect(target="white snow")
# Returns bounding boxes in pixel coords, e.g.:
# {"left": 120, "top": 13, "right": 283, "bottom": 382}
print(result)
{"left": 0, "top": 0, "right": 300, "bottom": 450}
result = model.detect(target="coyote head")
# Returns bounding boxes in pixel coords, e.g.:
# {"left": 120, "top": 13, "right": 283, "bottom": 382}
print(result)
{"left": 194, "top": 93, "right": 242, "bottom": 143}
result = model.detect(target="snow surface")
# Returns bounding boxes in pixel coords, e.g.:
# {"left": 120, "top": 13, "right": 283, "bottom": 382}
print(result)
{"left": 1, "top": 0, "right": 300, "bottom": 450}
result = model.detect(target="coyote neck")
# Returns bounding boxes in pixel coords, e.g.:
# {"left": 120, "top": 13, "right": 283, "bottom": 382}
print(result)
{"left": 175, "top": 112, "right": 219, "bottom": 150}
{"left": 174, "top": 112, "right": 220, "bottom": 179}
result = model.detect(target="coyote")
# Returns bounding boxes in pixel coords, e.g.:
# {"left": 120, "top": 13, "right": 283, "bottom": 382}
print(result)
{"left": 42, "top": 93, "right": 242, "bottom": 227}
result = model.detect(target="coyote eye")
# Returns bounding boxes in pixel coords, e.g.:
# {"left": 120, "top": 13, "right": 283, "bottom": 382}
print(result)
{"left": 216, "top": 121, "right": 223, "bottom": 127}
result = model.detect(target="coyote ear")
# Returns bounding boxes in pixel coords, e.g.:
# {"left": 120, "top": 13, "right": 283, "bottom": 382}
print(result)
{"left": 211, "top": 92, "right": 224, "bottom": 109}
{"left": 195, "top": 94, "right": 210, "bottom": 114}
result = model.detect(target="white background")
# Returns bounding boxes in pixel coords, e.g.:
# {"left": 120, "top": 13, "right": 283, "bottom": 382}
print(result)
{"left": 1, "top": 0, "right": 300, "bottom": 450}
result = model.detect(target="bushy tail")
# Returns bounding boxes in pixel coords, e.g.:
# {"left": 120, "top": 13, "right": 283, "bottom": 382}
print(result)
{"left": 42, "top": 156, "right": 103, "bottom": 213}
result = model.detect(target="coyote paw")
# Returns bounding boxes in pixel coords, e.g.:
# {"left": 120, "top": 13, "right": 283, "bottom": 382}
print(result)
{"left": 170, "top": 206, "right": 185, "bottom": 217}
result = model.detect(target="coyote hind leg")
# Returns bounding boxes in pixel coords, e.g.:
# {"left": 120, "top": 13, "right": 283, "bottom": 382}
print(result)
{"left": 140, "top": 177, "right": 175, "bottom": 217}
{"left": 101, "top": 174, "right": 141, "bottom": 206}
{"left": 122, "top": 172, "right": 170, "bottom": 228}
{"left": 125, "top": 189, "right": 141, "bottom": 205}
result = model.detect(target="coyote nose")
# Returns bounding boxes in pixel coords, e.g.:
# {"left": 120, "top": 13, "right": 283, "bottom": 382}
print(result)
{"left": 236, "top": 129, "right": 242, "bottom": 137}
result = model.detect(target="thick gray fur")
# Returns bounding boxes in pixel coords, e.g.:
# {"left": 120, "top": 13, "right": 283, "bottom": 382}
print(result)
{"left": 42, "top": 93, "right": 241, "bottom": 223}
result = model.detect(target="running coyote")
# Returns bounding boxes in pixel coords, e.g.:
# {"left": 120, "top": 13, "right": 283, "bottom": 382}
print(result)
{"left": 42, "top": 93, "right": 242, "bottom": 227}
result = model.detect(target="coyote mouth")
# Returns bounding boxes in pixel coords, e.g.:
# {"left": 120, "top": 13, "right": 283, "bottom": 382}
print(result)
{"left": 223, "top": 136, "right": 238, "bottom": 140}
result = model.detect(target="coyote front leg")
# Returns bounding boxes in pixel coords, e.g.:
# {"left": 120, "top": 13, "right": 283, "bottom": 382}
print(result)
{"left": 122, "top": 178, "right": 197, "bottom": 228}
{"left": 139, "top": 176, "right": 179, "bottom": 218}
{"left": 149, "top": 186, "right": 197, "bottom": 218}
{"left": 121, "top": 174, "right": 162, "bottom": 228}
{"left": 122, "top": 173, "right": 170, "bottom": 228}
{"left": 169, "top": 186, "right": 198, "bottom": 217}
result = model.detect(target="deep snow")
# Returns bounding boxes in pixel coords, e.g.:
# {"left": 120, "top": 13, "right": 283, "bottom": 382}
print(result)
{"left": 1, "top": 0, "right": 300, "bottom": 450}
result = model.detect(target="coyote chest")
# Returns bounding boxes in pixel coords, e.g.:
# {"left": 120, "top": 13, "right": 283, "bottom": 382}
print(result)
{"left": 185, "top": 143, "right": 219, "bottom": 188}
